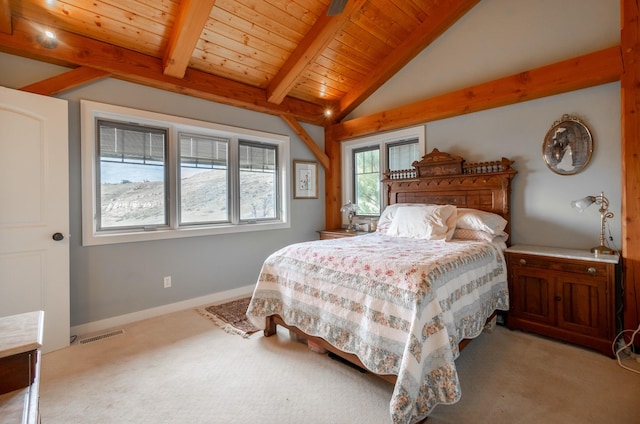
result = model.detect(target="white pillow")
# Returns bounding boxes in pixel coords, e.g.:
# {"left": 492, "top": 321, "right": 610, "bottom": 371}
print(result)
{"left": 452, "top": 228, "right": 509, "bottom": 244}
{"left": 386, "top": 205, "right": 457, "bottom": 240}
{"left": 456, "top": 208, "right": 507, "bottom": 235}
{"left": 376, "top": 203, "right": 426, "bottom": 234}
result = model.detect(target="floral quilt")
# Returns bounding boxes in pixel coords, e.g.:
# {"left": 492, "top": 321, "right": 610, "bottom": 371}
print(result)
{"left": 246, "top": 232, "right": 508, "bottom": 424}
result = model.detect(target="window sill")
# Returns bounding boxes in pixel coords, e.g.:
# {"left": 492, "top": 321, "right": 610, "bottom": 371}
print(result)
{"left": 82, "top": 221, "right": 290, "bottom": 246}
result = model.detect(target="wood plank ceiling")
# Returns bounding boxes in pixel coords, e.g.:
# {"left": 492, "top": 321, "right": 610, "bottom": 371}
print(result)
{"left": 0, "top": 0, "right": 479, "bottom": 125}
{"left": 2, "top": 1, "right": 639, "bottom": 341}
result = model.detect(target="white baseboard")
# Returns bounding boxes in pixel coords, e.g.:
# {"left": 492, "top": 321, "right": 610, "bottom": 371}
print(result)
{"left": 71, "top": 285, "right": 255, "bottom": 338}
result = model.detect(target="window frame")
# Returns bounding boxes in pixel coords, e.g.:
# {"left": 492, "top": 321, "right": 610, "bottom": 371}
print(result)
{"left": 237, "top": 139, "right": 280, "bottom": 223}
{"left": 96, "top": 119, "right": 171, "bottom": 231}
{"left": 81, "top": 100, "right": 290, "bottom": 246}
{"left": 351, "top": 145, "right": 380, "bottom": 217}
{"left": 177, "top": 131, "right": 230, "bottom": 226}
{"left": 341, "top": 126, "right": 425, "bottom": 220}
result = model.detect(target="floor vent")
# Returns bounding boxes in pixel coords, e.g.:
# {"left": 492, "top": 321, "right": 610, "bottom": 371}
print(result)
{"left": 78, "top": 329, "right": 125, "bottom": 345}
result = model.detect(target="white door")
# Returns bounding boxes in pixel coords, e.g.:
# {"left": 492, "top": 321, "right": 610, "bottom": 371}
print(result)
{"left": 0, "top": 86, "right": 70, "bottom": 353}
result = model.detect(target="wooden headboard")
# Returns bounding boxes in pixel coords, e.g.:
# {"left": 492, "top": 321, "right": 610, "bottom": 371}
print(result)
{"left": 382, "top": 148, "right": 517, "bottom": 234}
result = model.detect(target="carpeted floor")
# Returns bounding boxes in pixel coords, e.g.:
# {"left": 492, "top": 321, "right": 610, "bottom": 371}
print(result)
{"left": 38, "top": 307, "right": 640, "bottom": 423}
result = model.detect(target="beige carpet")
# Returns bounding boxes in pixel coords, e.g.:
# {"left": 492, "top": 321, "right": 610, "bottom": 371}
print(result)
{"left": 39, "top": 307, "right": 640, "bottom": 424}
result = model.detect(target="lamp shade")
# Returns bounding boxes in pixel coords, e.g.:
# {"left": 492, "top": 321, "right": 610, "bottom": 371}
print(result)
{"left": 571, "top": 195, "right": 596, "bottom": 211}
{"left": 340, "top": 200, "right": 356, "bottom": 213}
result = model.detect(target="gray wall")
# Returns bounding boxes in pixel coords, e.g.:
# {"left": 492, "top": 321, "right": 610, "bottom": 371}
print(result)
{"left": 0, "top": 0, "right": 620, "bottom": 327}
{"left": 350, "top": 0, "right": 622, "bottom": 250}
{"left": 0, "top": 55, "right": 325, "bottom": 326}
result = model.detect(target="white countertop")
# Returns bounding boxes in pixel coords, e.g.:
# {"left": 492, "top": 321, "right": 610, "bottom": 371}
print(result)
{"left": 506, "top": 244, "right": 620, "bottom": 264}
{"left": 0, "top": 311, "right": 44, "bottom": 359}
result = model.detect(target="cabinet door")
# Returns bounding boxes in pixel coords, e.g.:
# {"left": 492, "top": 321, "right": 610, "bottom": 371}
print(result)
{"left": 555, "top": 273, "right": 609, "bottom": 338}
{"left": 510, "top": 267, "right": 555, "bottom": 325}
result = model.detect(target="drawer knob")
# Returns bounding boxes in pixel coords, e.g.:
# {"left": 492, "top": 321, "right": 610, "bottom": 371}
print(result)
{"left": 519, "top": 258, "right": 527, "bottom": 265}
{"left": 587, "top": 267, "right": 597, "bottom": 276}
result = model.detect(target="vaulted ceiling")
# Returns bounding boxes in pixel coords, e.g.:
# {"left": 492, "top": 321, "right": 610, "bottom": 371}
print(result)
{"left": 0, "top": 0, "right": 479, "bottom": 125}
{"left": 2, "top": 1, "right": 640, "bottom": 335}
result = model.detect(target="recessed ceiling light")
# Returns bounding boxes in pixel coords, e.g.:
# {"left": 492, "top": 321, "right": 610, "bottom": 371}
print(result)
{"left": 36, "top": 30, "right": 58, "bottom": 49}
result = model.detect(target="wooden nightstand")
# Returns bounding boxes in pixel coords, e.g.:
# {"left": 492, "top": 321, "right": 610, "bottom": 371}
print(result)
{"left": 505, "top": 245, "right": 619, "bottom": 357}
{"left": 318, "top": 229, "right": 368, "bottom": 240}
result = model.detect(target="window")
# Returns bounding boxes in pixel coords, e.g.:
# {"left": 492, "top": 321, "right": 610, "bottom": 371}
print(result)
{"left": 353, "top": 147, "right": 380, "bottom": 215}
{"left": 81, "top": 100, "right": 290, "bottom": 246}
{"left": 97, "top": 120, "right": 169, "bottom": 230}
{"left": 388, "top": 140, "right": 419, "bottom": 171}
{"left": 179, "top": 133, "right": 229, "bottom": 225}
{"left": 342, "top": 126, "right": 425, "bottom": 218}
{"left": 238, "top": 141, "right": 278, "bottom": 221}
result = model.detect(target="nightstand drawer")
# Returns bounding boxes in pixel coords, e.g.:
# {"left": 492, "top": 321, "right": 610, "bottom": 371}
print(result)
{"left": 508, "top": 253, "right": 609, "bottom": 277}
{"left": 318, "top": 229, "right": 367, "bottom": 240}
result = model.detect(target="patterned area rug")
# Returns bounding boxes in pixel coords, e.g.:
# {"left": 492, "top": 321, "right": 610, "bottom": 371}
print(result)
{"left": 197, "top": 297, "right": 259, "bottom": 338}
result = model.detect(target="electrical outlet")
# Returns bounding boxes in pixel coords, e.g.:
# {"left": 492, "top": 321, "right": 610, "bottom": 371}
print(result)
{"left": 163, "top": 276, "right": 171, "bottom": 288}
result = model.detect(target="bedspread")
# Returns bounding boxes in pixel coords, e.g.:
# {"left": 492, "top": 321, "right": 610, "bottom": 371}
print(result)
{"left": 246, "top": 232, "right": 508, "bottom": 424}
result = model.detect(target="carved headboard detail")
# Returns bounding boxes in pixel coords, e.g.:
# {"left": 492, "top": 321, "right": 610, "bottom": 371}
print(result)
{"left": 382, "top": 148, "right": 518, "bottom": 235}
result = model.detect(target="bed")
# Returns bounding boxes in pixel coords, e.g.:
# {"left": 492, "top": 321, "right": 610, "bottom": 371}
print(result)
{"left": 246, "top": 149, "right": 517, "bottom": 424}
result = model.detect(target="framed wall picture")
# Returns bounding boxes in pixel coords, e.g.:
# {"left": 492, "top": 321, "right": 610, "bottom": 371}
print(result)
{"left": 293, "top": 160, "right": 318, "bottom": 199}
{"left": 542, "top": 114, "right": 593, "bottom": 175}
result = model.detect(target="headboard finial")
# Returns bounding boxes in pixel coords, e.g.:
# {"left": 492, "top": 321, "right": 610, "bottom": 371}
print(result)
{"left": 412, "top": 148, "right": 464, "bottom": 177}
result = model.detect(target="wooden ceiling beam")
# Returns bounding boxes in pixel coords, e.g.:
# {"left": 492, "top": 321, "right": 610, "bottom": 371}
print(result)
{"left": 330, "top": 46, "right": 622, "bottom": 141}
{"left": 337, "top": 0, "right": 481, "bottom": 120}
{"left": 163, "top": 0, "right": 216, "bottom": 79}
{"left": 280, "top": 114, "right": 330, "bottom": 170}
{"left": 0, "top": 16, "right": 327, "bottom": 125}
{"left": 0, "top": 0, "right": 11, "bottom": 34}
{"left": 20, "top": 67, "right": 110, "bottom": 96}
{"left": 326, "top": 45, "right": 622, "bottom": 232}
{"left": 266, "top": 0, "right": 367, "bottom": 105}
